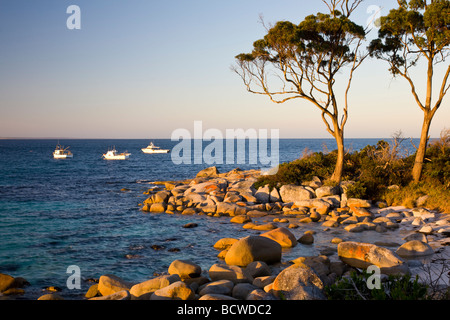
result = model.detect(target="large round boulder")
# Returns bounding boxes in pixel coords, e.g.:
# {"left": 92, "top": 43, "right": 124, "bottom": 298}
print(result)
{"left": 89, "top": 290, "right": 131, "bottom": 300}
{"left": 260, "top": 227, "right": 297, "bottom": 248}
{"left": 168, "top": 260, "right": 202, "bottom": 280}
{"left": 272, "top": 263, "right": 326, "bottom": 300}
{"left": 130, "top": 274, "right": 180, "bottom": 299}
{"left": 0, "top": 273, "right": 16, "bottom": 293}
{"left": 196, "top": 166, "right": 219, "bottom": 178}
{"left": 337, "top": 241, "right": 408, "bottom": 274}
{"left": 98, "top": 274, "right": 133, "bottom": 296}
{"left": 395, "top": 240, "right": 434, "bottom": 258}
{"left": 225, "top": 236, "right": 282, "bottom": 267}
{"left": 208, "top": 264, "right": 250, "bottom": 284}
{"left": 279, "top": 184, "right": 315, "bottom": 202}
{"left": 150, "top": 281, "right": 195, "bottom": 300}
{"left": 213, "top": 238, "right": 238, "bottom": 250}
{"left": 199, "top": 279, "right": 234, "bottom": 296}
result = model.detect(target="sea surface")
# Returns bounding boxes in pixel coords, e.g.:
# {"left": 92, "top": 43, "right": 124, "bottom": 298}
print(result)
{"left": 0, "top": 138, "right": 418, "bottom": 299}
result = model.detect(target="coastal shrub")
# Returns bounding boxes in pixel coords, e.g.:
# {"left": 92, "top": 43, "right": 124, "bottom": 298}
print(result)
{"left": 344, "top": 140, "right": 414, "bottom": 199}
{"left": 255, "top": 132, "right": 448, "bottom": 209}
{"left": 254, "top": 162, "right": 302, "bottom": 190}
{"left": 382, "top": 179, "right": 450, "bottom": 213}
{"left": 254, "top": 151, "right": 336, "bottom": 190}
{"left": 345, "top": 181, "right": 367, "bottom": 199}
{"left": 325, "top": 270, "right": 428, "bottom": 300}
{"left": 381, "top": 136, "right": 450, "bottom": 212}
{"left": 422, "top": 140, "right": 450, "bottom": 188}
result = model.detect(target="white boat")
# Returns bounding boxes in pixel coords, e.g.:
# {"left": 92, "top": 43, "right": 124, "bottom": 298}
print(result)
{"left": 53, "top": 144, "right": 73, "bottom": 159}
{"left": 141, "top": 142, "right": 170, "bottom": 154}
{"left": 102, "top": 147, "right": 131, "bottom": 160}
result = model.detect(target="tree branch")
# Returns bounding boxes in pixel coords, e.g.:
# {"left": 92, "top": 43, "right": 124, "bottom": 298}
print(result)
{"left": 393, "top": 64, "right": 426, "bottom": 111}
{"left": 434, "top": 63, "right": 450, "bottom": 111}
{"left": 321, "top": 110, "right": 335, "bottom": 135}
{"left": 343, "top": 40, "right": 368, "bottom": 128}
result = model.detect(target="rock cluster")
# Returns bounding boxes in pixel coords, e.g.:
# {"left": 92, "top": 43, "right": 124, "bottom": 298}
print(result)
{"left": 140, "top": 167, "right": 450, "bottom": 241}
{"left": 0, "top": 273, "right": 29, "bottom": 297}
{"left": 72, "top": 254, "right": 343, "bottom": 300}
{"left": 141, "top": 166, "right": 362, "bottom": 223}
{"left": 137, "top": 166, "right": 449, "bottom": 300}
{"left": 3, "top": 167, "right": 449, "bottom": 300}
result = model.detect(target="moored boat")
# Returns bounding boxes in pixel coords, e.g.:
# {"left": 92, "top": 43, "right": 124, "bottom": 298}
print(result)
{"left": 53, "top": 144, "right": 73, "bottom": 159}
{"left": 141, "top": 142, "right": 170, "bottom": 154}
{"left": 102, "top": 147, "right": 130, "bottom": 160}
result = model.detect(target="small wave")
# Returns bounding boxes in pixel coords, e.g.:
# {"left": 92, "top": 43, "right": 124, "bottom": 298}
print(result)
{"left": 129, "top": 244, "right": 145, "bottom": 251}
{"left": 135, "top": 180, "right": 152, "bottom": 184}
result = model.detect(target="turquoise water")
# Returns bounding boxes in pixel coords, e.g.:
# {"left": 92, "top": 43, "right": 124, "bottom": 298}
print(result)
{"left": 0, "top": 138, "right": 416, "bottom": 299}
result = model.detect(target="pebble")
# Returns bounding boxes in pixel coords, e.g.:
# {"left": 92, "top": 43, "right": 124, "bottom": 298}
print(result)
{"left": 182, "top": 222, "right": 198, "bottom": 228}
{"left": 297, "top": 233, "right": 314, "bottom": 245}
{"left": 331, "top": 237, "right": 342, "bottom": 244}
{"left": 419, "top": 225, "right": 433, "bottom": 235}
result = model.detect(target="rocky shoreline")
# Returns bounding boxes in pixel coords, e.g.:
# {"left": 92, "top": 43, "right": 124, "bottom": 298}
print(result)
{"left": 1, "top": 166, "right": 449, "bottom": 300}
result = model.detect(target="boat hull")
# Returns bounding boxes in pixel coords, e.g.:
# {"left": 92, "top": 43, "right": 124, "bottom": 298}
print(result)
{"left": 103, "top": 154, "right": 130, "bottom": 160}
{"left": 141, "top": 148, "right": 170, "bottom": 154}
{"left": 53, "top": 153, "right": 73, "bottom": 159}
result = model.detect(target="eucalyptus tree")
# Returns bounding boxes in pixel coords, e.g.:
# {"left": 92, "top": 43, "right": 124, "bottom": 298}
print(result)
{"left": 233, "top": 0, "right": 367, "bottom": 183}
{"left": 369, "top": 0, "right": 450, "bottom": 182}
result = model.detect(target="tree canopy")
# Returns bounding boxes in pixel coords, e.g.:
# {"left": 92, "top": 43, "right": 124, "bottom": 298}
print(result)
{"left": 369, "top": 0, "right": 450, "bottom": 182}
{"left": 369, "top": 0, "right": 450, "bottom": 78}
{"left": 234, "top": 1, "right": 367, "bottom": 182}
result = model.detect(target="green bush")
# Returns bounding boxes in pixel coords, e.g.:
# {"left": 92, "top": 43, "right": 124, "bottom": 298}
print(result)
{"left": 423, "top": 142, "right": 450, "bottom": 187}
{"left": 344, "top": 140, "right": 414, "bottom": 199}
{"left": 382, "top": 179, "right": 450, "bottom": 212}
{"left": 345, "top": 181, "right": 367, "bottom": 199}
{"left": 325, "top": 270, "right": 428, "bottom": 300}
{"left": 255, "top": 134, "right": 449, "bottom": 209}
{"left": 254, "top": 151, "right": 336, "bottom": 190}
{"left": 256, "top": 139, "right": 413, "bottom": 199}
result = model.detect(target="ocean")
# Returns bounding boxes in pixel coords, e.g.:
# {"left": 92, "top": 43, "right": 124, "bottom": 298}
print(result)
{"left": 0, "top": 138, "right": 417, "bottom": 299}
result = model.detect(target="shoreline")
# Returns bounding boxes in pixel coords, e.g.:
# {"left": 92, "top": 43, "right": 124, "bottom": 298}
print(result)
{"left": 1, "top": 166, "right": 449, "bottom": 300}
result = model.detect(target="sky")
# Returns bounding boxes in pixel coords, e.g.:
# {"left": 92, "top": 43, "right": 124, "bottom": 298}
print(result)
{"left": 0, "top": 0, "right": 449, "bottom": 139}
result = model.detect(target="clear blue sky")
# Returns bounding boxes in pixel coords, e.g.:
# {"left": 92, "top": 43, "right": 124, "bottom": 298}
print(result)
{"left": 0, "top": 0, "right": 448, "bottom": 139}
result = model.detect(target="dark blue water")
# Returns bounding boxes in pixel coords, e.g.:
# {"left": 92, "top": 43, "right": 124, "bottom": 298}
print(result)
{"left": 0, "top": 138, "right": 416, "bottom": 299}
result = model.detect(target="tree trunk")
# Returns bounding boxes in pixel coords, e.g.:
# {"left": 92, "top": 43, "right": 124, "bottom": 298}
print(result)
{"left": 411, "top": 112, "right": 433, "bottom": 183}
{"left": 331, "top": 129, "right": 345, "bottom": 183}
{"left": 412, "top": 53, "right": 438, "bottom": 183}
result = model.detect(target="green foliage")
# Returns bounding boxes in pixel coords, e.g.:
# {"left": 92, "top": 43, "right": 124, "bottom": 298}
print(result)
{"left": 382, "top": 179, "right": 450, "bottom": 212}
{"left": 234, "top": 1, "right": 368, "bottom": 184}
{"left": 424, "top": 0, "right": 450, "bottom": 48}
{"left": 345, "top": 181, "right": 367, "bottom": 199}
{"left": 423, "top": 139, "right": 450, "bottom": 187}
{"left": 384, "top": 274, "right": 429, "bottom": 300}
{"left": 255, "top": 134, "right": 449, "bottom": 207}
{"left": 254, "top": 151, "right": 336, "bottom": 190}
{"left": 369, "top": 0, "right": 450, "bottom": 73}
{"left": 236, "top": 11, "right": 366, "bottom": 68}
{"left": 344, "top": 140, "right": 414, "bottom": 198}
{"left": 325, "top": 270, "right": 428, "bottom": 300}
{"left": 378, "top": 130, "right": 450, "bottom": 212}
